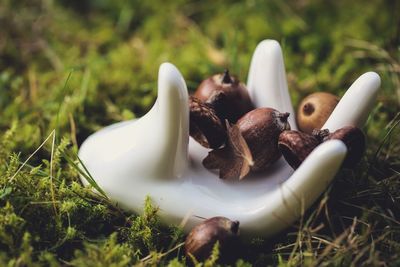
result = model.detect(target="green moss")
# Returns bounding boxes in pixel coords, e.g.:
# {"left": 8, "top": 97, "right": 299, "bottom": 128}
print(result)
{"left": 0, "top": 0, "right": 399, "bottom": 265}
{"left": 69, "top": 233, "right": 133, "bottom": 267}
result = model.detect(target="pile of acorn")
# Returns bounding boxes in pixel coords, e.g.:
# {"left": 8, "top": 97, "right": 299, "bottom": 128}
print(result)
{"left": 185, "top": 70, "right": 366, "bottom": 262}
{"left": 189, "top": 70, "right": 365, "bottom": 179}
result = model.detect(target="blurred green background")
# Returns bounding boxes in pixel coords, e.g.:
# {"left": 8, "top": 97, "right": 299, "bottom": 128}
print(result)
{"left": 0, "top": 0, "right": 399, "bottom": 266}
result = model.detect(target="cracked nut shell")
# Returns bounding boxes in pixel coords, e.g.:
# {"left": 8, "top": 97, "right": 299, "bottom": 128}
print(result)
{"left": 189, "top": 96, "right": 226, "bottom": 149}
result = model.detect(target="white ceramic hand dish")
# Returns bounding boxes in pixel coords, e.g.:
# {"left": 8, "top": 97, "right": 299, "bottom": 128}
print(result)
{"left": 78, "top": 39, "right": 381, "bottom": 238}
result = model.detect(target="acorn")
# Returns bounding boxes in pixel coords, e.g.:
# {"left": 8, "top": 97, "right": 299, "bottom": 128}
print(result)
{"left": 314, "top": 126, "right": 366, "bottom": 167}
{"left": 194, "top": 69, "right": 254, "bottom": 123}
{"left": 278, "top": 126, "right": 365, "bottom": 170}
{"left": 237, "top": 108, "right": 291, "bottom": 171}
{"left": 297, "top": 92, "right": 339, "bottom": 134}
{"left": 278, "top": 130, "right": 321, "bottom": 169}
{"left": 185, "top": 217, "right": 240, "bottom": 262}
{"left": 203, "top": 108, "right": 291, "bottom": 179}
{"left": 189, "top": 96, "right": 226, "bottom": 148}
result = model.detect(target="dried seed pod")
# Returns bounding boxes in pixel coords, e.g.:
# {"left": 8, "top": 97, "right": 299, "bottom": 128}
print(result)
{"left": 203, "top": 108, "right": 290, "bottom": 179}
{"left": 297, "top": 92, "right": 339, "bottom": 134}
{"left": 194, "top": 69, "right": 254, "bottom": 123}
{"left": 319, "top": 126, "right": 366, "bottom": 167}
{"left": 278, "top": 130, "right": 321, "bottom": 169}
{"left": 185, "top": 217, "right": 240, "bottom": 262}
{"left": 189, "top": 96, "right": 226, "bottom": 148}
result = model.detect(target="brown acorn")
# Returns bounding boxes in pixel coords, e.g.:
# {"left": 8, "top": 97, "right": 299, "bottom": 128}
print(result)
{"left": 314, "top": 126, "right": 366, "bottom": 167}
{"left": 203, "top": 108, "right": 290, "bottom": 179}
{"left": 297, "top": 92, "right": 339, "bottom": 134}
{"left": 237, "top": 108, "right": 291, "bottom": 171}
{"left": 278, "top": 126, "right": 365, "bottom": 170}
{"left": 185, "top": 217, "right": 240, "bottom": 262}
{"left": 194, "top": 69, "right": 254, "bottom": 123}
{"left": 189, "top": 96, "right": 226, "bottom": 149}
{"left": 278, "top": 130, "right": 321, "bottom": 169}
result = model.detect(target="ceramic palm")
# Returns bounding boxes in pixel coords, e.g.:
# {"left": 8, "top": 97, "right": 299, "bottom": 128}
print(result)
{"left": 78, "top": 39, "right": 380, "bottom": 237}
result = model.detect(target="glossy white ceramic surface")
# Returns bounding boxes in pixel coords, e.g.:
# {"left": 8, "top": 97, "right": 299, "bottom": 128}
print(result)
{"left": 78, "top": 39, "right": 380, "bottom": 237}
{"left": 247, "top": 40, "right": 297, "bottom": 129}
